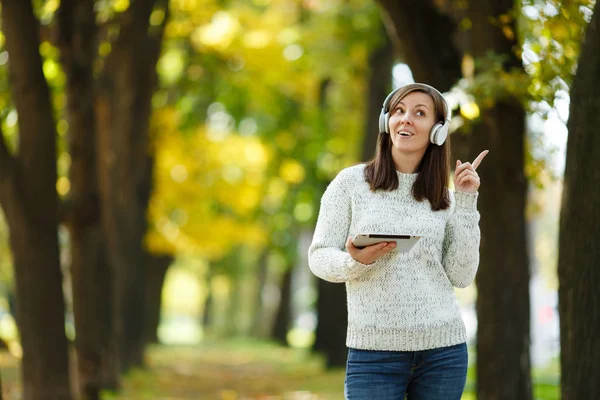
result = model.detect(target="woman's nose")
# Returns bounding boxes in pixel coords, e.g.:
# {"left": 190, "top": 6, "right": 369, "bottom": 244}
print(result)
{"left": 400, "top": 112, "right": 412, "bottom": 124}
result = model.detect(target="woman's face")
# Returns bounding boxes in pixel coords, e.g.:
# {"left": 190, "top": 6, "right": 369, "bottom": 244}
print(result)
{"left": 387, "top": 91, "right": 437, "bottom": 157}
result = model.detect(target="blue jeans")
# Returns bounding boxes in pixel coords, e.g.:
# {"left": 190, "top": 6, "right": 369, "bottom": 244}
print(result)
{"left": 344, "top": 343, "right": 468, "bottom": 400}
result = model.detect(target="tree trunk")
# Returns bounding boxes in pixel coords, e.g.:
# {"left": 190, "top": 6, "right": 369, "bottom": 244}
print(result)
{"left": 558, "top": 1, "right": 600, "bottom": 398}
{"left": 56, "top": 0, "right": 116, "bottom": 396}
{"left": 313, "top": 280, "right": 347, "bottom": 367}
{"left": 375, "top": 0, "right": 462, "bottom": 91}
{"left": 0, "top": 1, "right": 72, "bottom": 398}
{"left": 271, "top": 267, "right": 293, "bottom": 344}
{"left": 95, "top": 0, "right": 169, "bottom": 373}
{"left": 361, "top": 33, "right": 394, "bottom": 162}
{"left": 70, "top": 231, "right": 114, "bottom": 397}
{"left": 465, "top": 2, "right": 532, "bottom": 399}
{"left": 471, "top": 104, "right": 531, "bottom": 400}
{"left": 143, "top": 254, "right": 173, "bottom": 344}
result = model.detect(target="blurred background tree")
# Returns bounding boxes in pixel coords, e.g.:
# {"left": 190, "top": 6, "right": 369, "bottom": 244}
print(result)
{"left": 0, "top": 0, "right": 72, "bottom": 398}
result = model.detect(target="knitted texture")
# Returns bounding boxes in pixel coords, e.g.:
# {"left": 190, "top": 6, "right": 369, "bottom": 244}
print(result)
{"left": 308, "top": 164, "right": 481, "bottom": 351}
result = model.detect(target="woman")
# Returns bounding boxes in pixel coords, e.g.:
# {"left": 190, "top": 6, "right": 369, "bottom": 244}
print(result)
{"left": 308, "top": 83, "right": 488, "bottom": 399}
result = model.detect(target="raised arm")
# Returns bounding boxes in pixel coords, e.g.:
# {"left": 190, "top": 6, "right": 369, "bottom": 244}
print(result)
{"left": 442, "top": 191, "right": 481, "bottom": 288}
{"left": 443, "top": 150, "right": 488, "bottom": 287}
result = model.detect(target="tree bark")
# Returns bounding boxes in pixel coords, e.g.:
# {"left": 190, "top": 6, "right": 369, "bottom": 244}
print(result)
{"left": 56, "top": 0, "right": 116, "bottom": 396}
{"left": 95, "top": 0, "right": 169, "bottom": 373}
{"left": 143, "top": 253, "right": 172, "bottom": 344}
{"left": 0, "top": 1, "right": 72, "bottom": 398}
{"left": 361, "top": 33, "right": 394, "bottom": 162}
{"left": 471, "top": 104, "right": 531, "bottom": 400}
{"left": 558, "top": 1, "right": 600, "bottom": 398}
{"left": 464, "top": 2, "right": 532, "bottom": 399}
{"left": 375, "top": 0, "right": 462, "bottom": 91}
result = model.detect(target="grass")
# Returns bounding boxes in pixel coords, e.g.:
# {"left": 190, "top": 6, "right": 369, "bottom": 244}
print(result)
{"left": 1, "top": 338, "right": 560, "bottom": 399}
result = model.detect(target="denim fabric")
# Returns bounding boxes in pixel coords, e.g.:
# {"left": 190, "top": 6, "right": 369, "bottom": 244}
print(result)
{"left": 344, "top": 343, "right": 468, "bottom": 400}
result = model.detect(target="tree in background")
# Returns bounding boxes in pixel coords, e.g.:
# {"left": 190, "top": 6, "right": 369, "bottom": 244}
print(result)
{"left": 55, "top": 0, "right": 170, "bottom": 395}
{"left": 1, "top": 0, "right": 171, "bottom": 396}
{"left": 558, "top": 0, "right": 600, "bottom": 397}
{"left": 461, "top": 1, "right": 532, "bottom": 398}
{"left": 0, "top": 0, "right": 72, "bottom": 398}
{"left": 94, "top": 0, "right": 169, "bottom": 379}
{"left": 56, "top": 0, "right": 114, "bottom": 395}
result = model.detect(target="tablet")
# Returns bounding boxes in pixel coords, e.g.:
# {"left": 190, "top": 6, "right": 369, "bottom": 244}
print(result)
{"left": 352, "top": 234, "right": 421, "bottom": 253}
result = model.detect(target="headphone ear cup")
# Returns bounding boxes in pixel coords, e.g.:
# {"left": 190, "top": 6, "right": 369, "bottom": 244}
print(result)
{"left": 379, "top": 110, "right": 390, "bottom": 133}
{"left": 384, "top": 113, "right": 390, "bottom": 133}
{"left": 430, "top": 123, "right": 448, "bottom": 146}
{"left": 437, "top": 124, "right": 448, "bottom": 145}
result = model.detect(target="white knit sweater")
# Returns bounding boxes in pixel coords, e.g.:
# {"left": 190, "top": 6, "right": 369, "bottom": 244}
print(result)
{"left": 308, "top": 164, "right": 480, "bottom": 351}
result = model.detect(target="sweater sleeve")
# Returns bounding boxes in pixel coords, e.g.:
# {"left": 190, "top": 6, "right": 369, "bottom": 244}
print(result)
{"left": 308, "top": 169, "right": 378, "bottom": 283}
{"left": 442, "top": 190, "right": 481, "bottom": 288}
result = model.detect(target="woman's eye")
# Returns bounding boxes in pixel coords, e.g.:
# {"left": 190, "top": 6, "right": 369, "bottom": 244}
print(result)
{"left": 416, "top": 110, "right": 425, "bottom": 116}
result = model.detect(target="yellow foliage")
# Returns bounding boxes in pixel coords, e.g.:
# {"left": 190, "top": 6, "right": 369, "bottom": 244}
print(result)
{"left": 43, "top": 0, "right": 60, "bottom": 14}
{"left": 460, "top": 102, "right": 481, "bottom": 120}
{"left": 147, "top": 108, "right": 269, "bottom": 259}
{"left": 275, "top": 131, "right": 297, "bottom": 152}
{"left": 147, "top": 0, "right": 377, "bottom": 258}
{"left": 113, "top": 0, "right": 129, "bottom": 12}
{"left": 193, "top": 11, "right": 240, "bottom": 50}
{"left": 56, "top": 177, "right": 70, "bottom": 197}
{"left": 279, "top": 159, "right": 305, "bottom": 184}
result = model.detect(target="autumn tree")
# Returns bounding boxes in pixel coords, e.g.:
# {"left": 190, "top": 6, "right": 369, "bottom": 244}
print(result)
{"left": 94, "top": 0, "right": 169, "bottom": 378}
{"left": 54, "top": 0, "right": 170, "bottom": 396}
{"left": 56, "top": 0, "right": 113, "bottom": 395}
{"left": 0, "top": 0, "right": 72, "bottom": 398}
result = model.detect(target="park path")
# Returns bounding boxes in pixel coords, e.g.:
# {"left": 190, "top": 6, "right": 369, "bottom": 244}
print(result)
{"left": 1, "top": 339, "right": 345, "bottom": 400}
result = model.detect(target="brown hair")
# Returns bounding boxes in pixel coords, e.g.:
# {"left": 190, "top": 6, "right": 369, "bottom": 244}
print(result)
{"left": 364, "top": 84, "right": 451, "bottom": 211}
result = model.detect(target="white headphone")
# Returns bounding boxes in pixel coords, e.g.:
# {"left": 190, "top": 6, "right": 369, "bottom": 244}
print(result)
{"left": 378, "top": 83, "right": 451, "bottom": 146}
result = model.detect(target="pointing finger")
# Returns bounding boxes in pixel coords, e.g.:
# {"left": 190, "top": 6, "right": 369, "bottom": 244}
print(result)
{"left": 472, "top": 150, "right": 489, "bottom": 170}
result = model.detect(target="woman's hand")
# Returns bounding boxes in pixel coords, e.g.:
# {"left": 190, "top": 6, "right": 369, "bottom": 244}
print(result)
{"left": 346, "top": 237, "right": 396, "bottom": 265}
{"left": 454, "top": 150, "right": 489, "bottom": 193}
